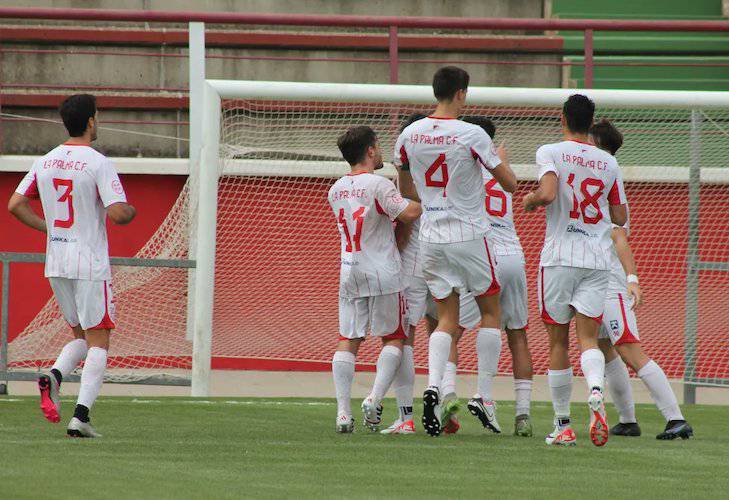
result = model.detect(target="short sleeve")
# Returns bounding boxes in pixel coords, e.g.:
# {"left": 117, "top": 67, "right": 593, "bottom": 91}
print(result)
{"left": 95, "top": 158, "right": 127, "bottom": 208}
{"left": 607, "top": 164, "right": 627, "bottom": 206}
{"left": 15, "top": 163, "right": 39, "bottom": 199}
{"left": 375, "top": 178, "right": 409, "bottom": 220}
{"left": 536, "top": 144, "right": 558, "bottom": 180}
{"left": 393, "top": 132, "right": 409, "bottom": 171}
{"left": 467, "top": 128, "right": 501, "bottom": 170}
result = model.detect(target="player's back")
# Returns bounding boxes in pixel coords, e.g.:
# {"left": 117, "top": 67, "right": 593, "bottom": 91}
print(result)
{"left": 482, "top": 169, "right": 522, "bottom": 255}
{"left": 328, "top": 173, "right": 403, "bottom": 298}
{"left": 537, "top": 140, "right": 626, "bottom": 270}
{"left": 396, "top": 117, "right": 501, "bottom": 244}
{"left": 31, "top": 144, "right": 126, "bottom": 280}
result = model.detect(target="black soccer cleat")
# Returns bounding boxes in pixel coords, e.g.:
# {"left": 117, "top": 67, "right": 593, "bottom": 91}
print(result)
{"left": 610, "top": 422, "right": 642, "bottom": 437}
{"left": 422, "top": 387, "right": 442, "bottom": 437}
{"left": 656, "top": 420, "right": 693, "bottom": 440}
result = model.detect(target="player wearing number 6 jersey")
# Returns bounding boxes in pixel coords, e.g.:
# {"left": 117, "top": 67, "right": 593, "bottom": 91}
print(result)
{"left": 524, "top": 94, "right": 628, "bottom": 447}
{"left": 394, "top": 66, "right": 517, "bottom": 437}
{"left": 329, "top": 126, "right": 422, "bottom": 434}
{"left": 8, "top": 94, "right": 136, "bottom": 438}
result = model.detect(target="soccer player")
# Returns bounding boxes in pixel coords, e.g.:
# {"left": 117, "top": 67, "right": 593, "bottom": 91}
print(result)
{"left": 8, "top": 94, "right": 136, "bottom": 438}
{"left": 523, "top": 94, "right": 628, "bottom": 447}
{"left": 395, "top": 66, "right": 517, "bottom": 436}
{"left": 589, "top": 119, "right": 693, "bottom": 440}
{"left": 329, "top": 126, "right": 421, "bottom": 434}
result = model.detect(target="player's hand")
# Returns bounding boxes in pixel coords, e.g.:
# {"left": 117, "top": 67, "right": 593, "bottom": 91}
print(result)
{"left": 496, "top": 142, "right": 509, "bottom": 163}
{"left": 523, "top": 192, "right": 536, "bottom": 212}
{"left": 627, "top": 282, "right": 642, "bottom": 310}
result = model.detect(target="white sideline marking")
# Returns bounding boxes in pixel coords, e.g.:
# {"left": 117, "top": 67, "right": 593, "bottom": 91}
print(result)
{"left": 0, "top": 399, "right": 23, "bottom": 402}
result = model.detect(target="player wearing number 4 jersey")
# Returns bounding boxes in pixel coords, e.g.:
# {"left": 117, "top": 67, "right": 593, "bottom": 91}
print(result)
{"left": 9, "top": 94, "right": 136, "bottom": 438}
{"left": 395, "top": 66, "right": 517, "bottom": 437}
{"left": 329, "top": 126, "right": 421, "bottom": 434}
{"left": 524, "top": 95, "right": 628, "bottom": 447}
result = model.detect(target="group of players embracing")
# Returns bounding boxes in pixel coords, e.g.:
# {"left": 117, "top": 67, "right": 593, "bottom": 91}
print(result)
{"left": 328, "top": 66, "right": 693, "bottom": 447}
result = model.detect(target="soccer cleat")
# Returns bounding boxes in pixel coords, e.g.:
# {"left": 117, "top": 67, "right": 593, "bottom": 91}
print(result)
{"left": 656, "top": 420, "right": 693, "bottom": 440}
{"left": 610, "top": 422, "right": 642, "bottom": 437}
{"left": 545, "top": 425, "right": 577, "bottom": 446}
{"left": 514, "top": 414, "right": 533, "bottom": 437}
{"left": 422, "top": 386, "right": 442, "bottom": 437}
{"left": 442, "top": 415, "right": 461, "bottom": 435}
{"left": 441, "top": 396, "right": 461, "bottom": 435}
{"left": 467, "top": 396, "right": 501, "bottom": 433}
{"left": 588, "top": 389, "right": 609, "bottom": 447}
{"left": 38, "top": 374, "right": 61, "bottom": 423}
{"left": 361, "top": 397, "right": 383, "bottom": 432}
{"left": 380, "top": 419, "right": 416, "bottom": 435}
{"left": 67, "top": 417, "right": 102, "bottom": 438}
{"left": 335, "top": 414, "right": 355, "bottom": 434}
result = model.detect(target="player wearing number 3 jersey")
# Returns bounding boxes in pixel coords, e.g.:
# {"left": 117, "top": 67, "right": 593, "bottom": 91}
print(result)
{"left": 9, "top": 94, "right": 136, "bottom": 438}
{"left": 328, "top": 126, "right": 422, "bottom": 434}
{"left": 524, "top": 94, "right": 628, "bottom": 447}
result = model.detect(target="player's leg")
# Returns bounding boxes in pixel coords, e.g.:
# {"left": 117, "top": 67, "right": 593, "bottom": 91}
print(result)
{"left": 441, "top": 329, "right": 463, "bottom": 434}
{"left": 508, "top": 329, "right": 533, "bottom": 436}
{"left": 600, "top": 339, "right": 641, "bottom": 436}
{"left": 334, "top": 295, "right": 368, "bottom": 433}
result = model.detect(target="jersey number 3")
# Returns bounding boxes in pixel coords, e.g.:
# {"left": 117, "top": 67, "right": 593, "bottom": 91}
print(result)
{"left": 338, "top": 206, "right": 365, "bottom": 252}
{"left": 53, "top": 178, "right": 74, "bottom": 228}
{"left": 425, "top": 153, "right": 448, "bottom": 197}
{"left": 566, "top": 174, "right": 604, "bottom": 224}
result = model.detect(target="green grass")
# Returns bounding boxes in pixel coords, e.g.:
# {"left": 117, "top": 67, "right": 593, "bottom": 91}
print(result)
{"left": 1, "top": 396, "right": 727, "bottom": 499}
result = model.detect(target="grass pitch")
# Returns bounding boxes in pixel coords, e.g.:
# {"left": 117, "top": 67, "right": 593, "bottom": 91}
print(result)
{"left": 1, "top": 396, "right": 726, "bottom": 499}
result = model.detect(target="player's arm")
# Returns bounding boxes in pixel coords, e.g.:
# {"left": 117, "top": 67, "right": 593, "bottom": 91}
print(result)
{"left": 8, "top": 192, "right": 46, "bottom": 233}
{"left": 396, "top": 200, "right": 422, "bottom": 224}
{"left": 377, "top": 178, "right": 421, "bottom": 224}
{"left": 394, "top": 220, "right": 413, "bottom": 252}
{"left": 607, "top": 165, "right": 628, "bottom": 226}
{"left": 393, "top": 133, "right": 420, "bottom": 202}
{"left": 612, "top": 225, "right": 642, "bottom": 309}
{"left": 107, "top": 202, "right": 136, "bottom": 225}
{"left": 96, "top": 159, "right": 136, "bottom": 225}
{"left": 524, "top": 145, "right": 558, "bottom": 212}
{"left": 471, "top": 129, "right": 517, "bottom": 193}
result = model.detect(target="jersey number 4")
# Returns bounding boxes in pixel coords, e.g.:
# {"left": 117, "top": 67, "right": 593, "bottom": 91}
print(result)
{"left": 566, "top": 174, "right": 604, "bottom": 224}
{"left": 338, "top": 206, "right": 365, "bottom": 252}
{"left": 53, "top": 178, "right": 74, "bottom": 228}
{"left": 425, "top": 153, "right": 448, "bottom": 197}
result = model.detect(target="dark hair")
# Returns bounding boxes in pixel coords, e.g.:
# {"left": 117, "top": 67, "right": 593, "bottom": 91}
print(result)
{"left": 562, "top": 94, "right": 595, "bottom": 134}
{"left": 432, "top": 66, "right": 470, "bottom": 102}
{"left": 337, "top": 126, "right": 377, "bottom": 166}
{"left": 59, "top": 94, "right": 97, "bottom": 137}
{"left": 589, "top": 118, "right": 623, "bottom": 155}
{"left": 400, "top": 113, "right": 427, "bottom": 133}
{"left": 461, "top": 115, "right": 496, "bottom": 139}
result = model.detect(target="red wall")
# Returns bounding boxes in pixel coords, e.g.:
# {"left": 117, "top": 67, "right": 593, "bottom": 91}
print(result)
{"left": 0, "top": 172, "right": 187, "bottom": 342}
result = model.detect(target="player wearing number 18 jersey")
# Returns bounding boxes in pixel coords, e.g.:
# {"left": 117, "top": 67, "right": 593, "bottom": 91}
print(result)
{"left": 524, "top": 94, "right": 628, "bottom": 447}
{"left": 9, "top": 94, "right": 136, "bottom": 438}
{"left": 329, "top": 126, "right": 421, "bottom": 434}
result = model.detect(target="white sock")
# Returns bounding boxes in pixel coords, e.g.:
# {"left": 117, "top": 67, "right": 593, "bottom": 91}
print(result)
{"left": 638, "top": 360, "right": 684, "bottom": 422}
{"left": 370, "top": 345, "right": 402, "bottom": 405}
{"left": 393, "top": 345, "right": 414, "bottom": 419}
{"left": 580, "top": 348, "right": 605, "bottom": 392}
{"left": 332, "top": 351, "right": 355, "bottom": 417}
{"left": 514, "top": 379, "right": 533, "bottom": 416}
{"left": 51, "top": 338, "right": 88, "bottom": 379}
{"left": 476, "top": 328, "right": 501, "bottom": 401}
{"left": 76, "top": 347, "right": 107, "bottom": 410}
{"left": 427, "top": 331, "right": 452, "bottom": 390}
{"left": 441, "top": 361, "right": 457, "bottom": 397}
{"left": 548, "top": 367, "right": 573, "bottom": 420}
{"left": 605, "top": 357, "right": 636, "bottom": 423}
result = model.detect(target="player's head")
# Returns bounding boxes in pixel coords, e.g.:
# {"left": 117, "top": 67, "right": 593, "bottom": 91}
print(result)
{"left": 400, "top": 113, "right": 427, "bottom": 133}
{"left": 589, "top": 118, "right": 623, "bottom": 156}
{"left": 432, "top": 66, "right": 470, "bottom": 107}
{"left": 561, "top": 94, "right": 595, "bottom": 135}
{"left": 461, "top": 115, "right": 496, "bottom": 139}
{"left": 60, "top": 94, "right": 98, "bottom": 142}
{"left": 337, "top": 126, "right": 383, "bottom": 170}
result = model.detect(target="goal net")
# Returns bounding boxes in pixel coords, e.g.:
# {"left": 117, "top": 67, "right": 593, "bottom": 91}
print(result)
{"left": 8, "top": 81, "right": 729, "bottom": 394}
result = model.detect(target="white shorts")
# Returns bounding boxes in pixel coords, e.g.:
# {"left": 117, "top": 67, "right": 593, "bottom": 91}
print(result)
{"left": 599, "top": 293, "right": 640, "bottom": 345}
{"left": 49, "top": 278, "right": 116, "bottom": 331}
{"left": 495, "top": 253, "right": 529, "bottom": 331}
{"left": 538, "top": 266, "right": 608, "bottom": 325}
{"left": 338, "top": 292, "right": 407, "bottom": 340}
{"left": 421, "top": 237, "right": 500, "bottom": 300}
{"left": 425, "top": 289, "right": 481, "bottom": 330}
{"left": 403, "top": 275, "right": 428, "bottom": 328}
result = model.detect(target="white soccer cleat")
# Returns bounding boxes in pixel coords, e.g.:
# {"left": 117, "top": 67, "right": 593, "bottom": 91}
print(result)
{"left": 67, "top": 417, "right": 102, "bottom": 438}
{"left": 380, "top": 419, "right": 416, "bottom": 435}
{"left": 588, "top": 388, "right": 608, "bottom": 447}
{"left": 467, "top": 395, "right": 501, "bottom": 433}
{"left": 335, "top": 414, "right": 354, "bottom": 434}
{"left": 38, "top": 374, "right": 61, "bottom": 423}
{"left": 361, "top": 397, "right": 383, "bottom": 432}
{"left": 545, "top": 425, "right": 577, "bottom": 447}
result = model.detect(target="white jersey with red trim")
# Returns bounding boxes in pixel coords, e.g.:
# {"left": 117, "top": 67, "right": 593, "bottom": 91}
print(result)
{"left": 536, "top": 140, "right": 627, "bottom": 270}
{"left": 15, "top": 144, "right": 127, "bottom": 280}
{"left": 482, "top": 169, "right": 522, "bottom": 256}
{"left": 328, "top": 172, "right": 410, "bottom": 299}
{"left": 394, "top": 116, "right": 502, "bottom": 244}
{"left": 399, "top": 218, "right": 423, "bottom": 278}
{"left": 608, "top": 215, "right": 631, "bottom": 296}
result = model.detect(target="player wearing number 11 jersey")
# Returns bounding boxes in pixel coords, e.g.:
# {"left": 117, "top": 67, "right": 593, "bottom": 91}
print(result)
{"left": 9, "top": 94, "right": 136, "bottom": 438}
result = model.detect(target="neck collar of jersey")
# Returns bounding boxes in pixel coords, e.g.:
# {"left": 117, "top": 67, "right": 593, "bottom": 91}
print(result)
{"left": 63, "top": 141, "right": 91, "bottom": 147}
{"left": 347, "top": 171, "right": 369, "bottom": 176}
{"left": 568, "top": 139, "right": 591, "bottom": 145}
{"left": 427, "top": 115, "right": 457, "bottom": 120}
